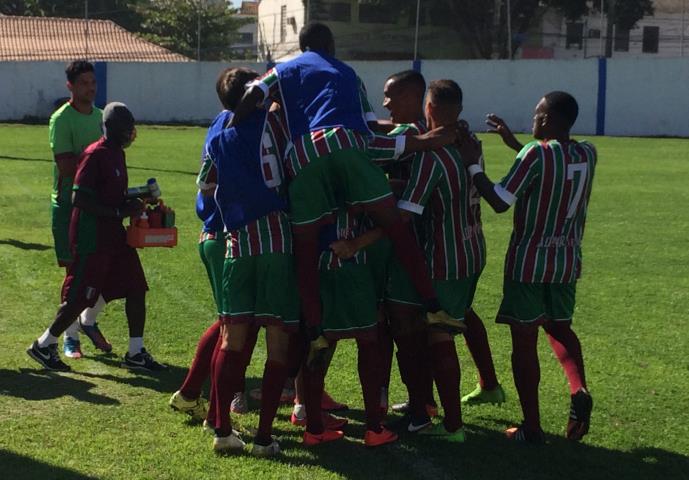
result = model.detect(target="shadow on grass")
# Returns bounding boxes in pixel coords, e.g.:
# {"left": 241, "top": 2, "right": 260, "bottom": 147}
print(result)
{"left": 0, "top": 155, "right": 50, "bottom": 163}
{"left": 0, "top": 368, "right": 119, "bottom": 405}
{"left": 0, "top": 238, "right": 52, "bottom": 251}
{"left": 0, "top": 449, "right": 99, "bottom": 480}
{"left": 267, "top": 421, "right": 689, "bottom": 480}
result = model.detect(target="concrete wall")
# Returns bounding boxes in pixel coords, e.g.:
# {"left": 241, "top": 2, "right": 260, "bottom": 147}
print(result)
{"left": 1, "top": 58, "right": 688, "bottom": 137}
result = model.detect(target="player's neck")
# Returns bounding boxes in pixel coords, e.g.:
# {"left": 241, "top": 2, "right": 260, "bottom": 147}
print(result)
{"left": 542, "top": 133, "right": 570, "bottom": 143}
{"left": 69, "top": 98, "right": 93, "bottom": 115}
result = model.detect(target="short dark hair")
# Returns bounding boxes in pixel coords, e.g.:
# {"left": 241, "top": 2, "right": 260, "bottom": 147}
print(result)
{"left": 216, "top": 67, "right": 260, "bottom": 111}
{"left": 387, "top": 70, "right": 426, "bottom": 96}
{"left": 544, "top": 91, "right": 579, "bottom": 128}
{"left": 428, "top": 79, "right": 463, "bottom": 106}
{"left": 299, "top": 22, "right": 333, "bottom": 52}
{"left": 65, "top": 60, "right": 94, "bottom": 83}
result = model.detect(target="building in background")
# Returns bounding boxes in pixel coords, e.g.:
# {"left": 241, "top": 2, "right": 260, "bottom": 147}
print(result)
{"left": 230, "top": 1, "right": 259, "bottom": 59}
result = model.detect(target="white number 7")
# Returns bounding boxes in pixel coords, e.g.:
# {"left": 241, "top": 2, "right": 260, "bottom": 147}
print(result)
{"left": 566, "top": 163, "right": 588, "bottom": 219}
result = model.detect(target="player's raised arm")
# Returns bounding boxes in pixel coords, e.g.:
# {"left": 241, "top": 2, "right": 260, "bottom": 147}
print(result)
{"left": 486, "top": 113, "right": 523, "bottom": 152}
{"left": 227, "top": 86, "right": 264, "bottom": 127}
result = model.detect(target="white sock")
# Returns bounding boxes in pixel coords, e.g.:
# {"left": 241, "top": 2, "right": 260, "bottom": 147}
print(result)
{"left": 293, "top": 403, "right": 306, "bottom": 419}
{"left": 63, "top": 320, "right": 80, "bottom": 341}
{"left": 128, "top": 337, "right": 144, "bottom": 356}
{"left": 38, "top": 328, "right": 58, "bottom": 348}
{"left": 80, "top": 295, "right": 106, "bottom": 326}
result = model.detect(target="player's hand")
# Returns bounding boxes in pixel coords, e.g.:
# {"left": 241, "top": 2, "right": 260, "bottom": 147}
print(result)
{"left": 420, "top": 125, "right": 457, "bottom": 149}
{"left": 330, "top": 239, "right": 358, "bottom": 260}
{"left": 486, "top": 114, "right": 523, "bottom": 152}
{"left": 120, "top": 198, "right": 144, "bottom": 218}
{"left": 457, "top": 133, "right": 482, "bottom": 167}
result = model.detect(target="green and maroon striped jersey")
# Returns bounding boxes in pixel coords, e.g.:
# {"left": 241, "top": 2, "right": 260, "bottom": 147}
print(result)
{"left": 318, "top": 207, "right": 367, "bottom": 271}
{"left": 197, "top": 110, "right": 293, "bottom": 258}
{"left": 398, "top": 144, "right": 486, "bottom": 280}
{"left": 495, "top": 139, "right": 597, "bottom": 283}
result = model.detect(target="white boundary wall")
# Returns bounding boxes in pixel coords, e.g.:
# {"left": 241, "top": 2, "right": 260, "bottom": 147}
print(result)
{"left": 1, "top": 58, "right": 688, "bottom": 137}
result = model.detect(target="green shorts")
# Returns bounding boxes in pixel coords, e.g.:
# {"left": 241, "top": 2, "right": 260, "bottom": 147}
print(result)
{"left": 221, "top": 253, "right": 300, "bottom": 329}
{"left": 363, "top": 237, "right": 392, "bottom": 303}
{"left": 385, "top": 257, "right": 422, "bottom": 307}
{"left": 320, "top": 262, "right": 378, "bottom": 339}
{"left": 288, "top": 147, "right": 394, "bottom": 226}
{"left": 433, "top": 275, "right": 481, "bottom": 321}
{"left": 199, "top": 235, "right": 226, "bottom": 314}
{"left": 497, "top": 278, "right": 576, "bottom": 325}
{"left": 51, "top": 203, "right": 72, "bottom": 266}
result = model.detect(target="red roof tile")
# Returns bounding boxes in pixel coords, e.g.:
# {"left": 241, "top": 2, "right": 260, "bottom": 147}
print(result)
{"left": 0, "top": 15, "right": 192, "bottom": 62}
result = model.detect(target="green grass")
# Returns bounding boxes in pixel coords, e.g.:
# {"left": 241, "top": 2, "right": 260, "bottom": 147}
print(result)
{"left": 1, "top": 124, "right": 688, "bottom": 480}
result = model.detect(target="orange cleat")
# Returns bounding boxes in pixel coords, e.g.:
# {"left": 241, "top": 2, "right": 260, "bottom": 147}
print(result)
{"left": 321, "top": 390, "right": 348, "bottom": 412}
{"left": 426, "top": 404, "right": 439, "bottom": 418}
{"left": 290, "top": 411, "right": 348, "bottom": 430}
{"left": 303, "top": 429, "right": 344, "bottom": 446}
{"left": 364, "top": 427, "right": 398, "bottom": 447}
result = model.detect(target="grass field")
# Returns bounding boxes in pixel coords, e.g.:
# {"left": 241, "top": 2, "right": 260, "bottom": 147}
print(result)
{"left": 1, "top": 124, "right": 688, "bottom": 480}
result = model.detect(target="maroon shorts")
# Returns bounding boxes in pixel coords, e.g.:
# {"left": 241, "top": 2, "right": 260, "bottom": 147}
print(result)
{"left": 61, "top": 246, "right": 148, "bottom": 307}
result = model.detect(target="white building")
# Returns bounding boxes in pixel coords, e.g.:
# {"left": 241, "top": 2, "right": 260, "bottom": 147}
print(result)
{"left": 231, "top": 1, "right": 259, "bottom": 59}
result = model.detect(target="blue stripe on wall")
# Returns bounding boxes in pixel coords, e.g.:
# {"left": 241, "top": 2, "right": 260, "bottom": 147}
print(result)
{"left": 412, "top": 59, "right": 421, "bottom": 72}
{"left": 596, "top": 57, "right": 607, "bottom": 136}
{"left": 94, "top": 62, "right": 107, "bottom": 109}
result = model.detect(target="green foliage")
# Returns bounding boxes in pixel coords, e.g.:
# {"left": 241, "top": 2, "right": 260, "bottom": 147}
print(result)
{"left": 1, "top": 124, "right": 688, "bottom": 479}
{"left": 135, "top": 0, "right": 247, "bottom": 61}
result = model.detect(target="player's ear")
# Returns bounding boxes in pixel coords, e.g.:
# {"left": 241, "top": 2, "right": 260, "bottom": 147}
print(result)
{"left": 66, "top": 81, "right": 73, "bottom": 93}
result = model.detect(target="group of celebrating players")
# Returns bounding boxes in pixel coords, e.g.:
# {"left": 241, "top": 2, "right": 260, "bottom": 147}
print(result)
{"left": 27, "top": 21, "right": 597, "bottom": 458}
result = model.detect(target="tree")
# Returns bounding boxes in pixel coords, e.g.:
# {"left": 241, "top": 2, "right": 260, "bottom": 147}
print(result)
{"left": 362, "top": 0, "right": 654, "bottom": 59}
{"left": 135, "top": 0, "right": 248, "bottom": 61}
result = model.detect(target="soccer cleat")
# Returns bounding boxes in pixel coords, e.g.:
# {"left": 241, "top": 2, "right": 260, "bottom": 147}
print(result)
{"left": 122, "top": 348, "right": 167, "bottom": 371}
{"left": 63, "top": 337, "right": 83, "bottom": 359}
{"left": 321, "top": 390, "right": 348, "bottom": 412}
{"left": 567, "top": 389, "right": 593, "bottom": 441}
{"left": 230, "top": 392, "right": 248, "bottom": 414}
{"left": 387, "top": 412, "right": 431, "bottom": 433}
{"left": 213, "top": 431, "right": 246, "bottom": 453}
{"left": 425, "top": 310, "right": 467, "bottom": 334}
{"left": 364, "top": 427, "right": 398, "bottom": 447}
{"left": 419, "top": 423, "right": 466, "bottom": 443}
{"left": 390, "top": 401, "right": 438, "bottom": 418}
{"left": 251, "top": 438, "right": 281, "bottom": 457}
{"left": 303, "top": 429, "right": 344, "bottom": 446}
{"left": 290, "top": 411, "right": 348, "bottom": 430}
{"left": 461, "top": 384, "right": 506, "bottom": 405}
{"left": 26, "top": 341, "right": 71, "bottom": 372}
{"left": 249, "top": 386, "right": 296, "bottom": 403}
{"left": 169, "top": 390, "right": 208, "bottom": 421}
{"left": 505, "top": 425, "right": 545, "bottom": 444}
{"left": 78, "top": 321, "right": 113, "bottom": 353}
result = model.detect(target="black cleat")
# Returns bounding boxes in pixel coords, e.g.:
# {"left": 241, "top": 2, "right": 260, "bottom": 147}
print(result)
{"left": 567, "top": 389, "right": 593, "bottom": 441}
{"left": 122, "top": 348, "right": 167, "bottom": 372}
{"left": 26, "top": 341, "right": 71, "bottom": 372}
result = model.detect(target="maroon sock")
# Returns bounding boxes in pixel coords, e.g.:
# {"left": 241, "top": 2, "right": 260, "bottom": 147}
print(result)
{"left": 430, "top": 340, "right": 462, "bottom": 432}
{"left": 356, "top": 338, "right": 383, "bottom": 432}
{"left": 303, "top": 365, "right": 326, "bottom": 434}
{"left": 238, "top": 324, "right": 260, "bottom": 392}
{"left": 287, "top": 332, "right": 307, "bottom": 378}
{"left": 256, "top": 360, "right": 289, "bottom": 444}
{"left": 382, "top": 219, "right": 437, "bottom": 308}
{"left": 394, "top": 333, "right": 428, "bottom": 419}
{"left": 212, "top": 349, "right": 244, "bottom": 437}
{"left": 543, "top": 322, "right": 586, "bottom": 394}
{"left": 421, "top": 336, "right": 437, "bottom": 408}
{"left": 205, "top": 336, "right": 222, "bottom": 426}
{"left": 377, "top": 320, "right": 394, "bottom": 391}
{"left": 293, "top": 228, "right": 323, "bottom": 327}
{"left": 179, "top": 319, "right": 221, "bottom": 399}
{"left": 510, "top": 325, "right": 541, "bottom": 432}
{"left": 463, "top": 309, "right": 499, "bottom": 390}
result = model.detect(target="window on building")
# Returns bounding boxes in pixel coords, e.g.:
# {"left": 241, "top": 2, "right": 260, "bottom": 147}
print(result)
{"left": 280, "top": 5, "right": 287, "bottom": 43}
{"left": 566, "top": 22, "right": 584, "bottom": 49}
{"left": 614, "top": 28, "right": 630, "bottom": 52}
{"left": 359, "top": 3, "right": 397, "bottom": 24}
{"left": 642, "top": 26, "right": 659, "bottom": 53}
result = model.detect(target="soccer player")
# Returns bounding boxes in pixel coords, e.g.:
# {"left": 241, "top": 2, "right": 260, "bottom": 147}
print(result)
{"left": 203, "top": 89, "right": 299, "bottom": 458}
{"left": 457, "top": 91, "right": 596, "bottom": 443}
{"left": 27, "top": 103, "right": 166, "bottom": 372}
{"left": 49, "top": 60, "right": 111, "bottom": 358}
{"left": 169, "top": 67, "right": 260, "bottom": 421}
{"left": 229, "top": 23, "right": 460, "bottom": 362}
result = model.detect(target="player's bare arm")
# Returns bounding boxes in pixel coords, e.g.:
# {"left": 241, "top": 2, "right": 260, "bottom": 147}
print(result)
{"left": 72, "top": 190, "right": 144, "bottom": 219}
{"left": 405, "top": 125, "right": 457, "bottom": 153}
{"left": 486, "top": 114, "right": 523, "bottom": 152}
{"left": 330, "top": 227, "right": 384, "bottom": 260}
{"left": 228, "top": 86, "right": 264, "bottom": 127}
{"left": 54, "top": 152, "right": 80, "bottom": 177}
{"left": 457, "top": 134, "right": 510, "bottom": 214}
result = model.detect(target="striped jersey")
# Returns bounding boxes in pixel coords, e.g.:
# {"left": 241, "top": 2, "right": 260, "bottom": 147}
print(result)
{"left": 197, "top": 109, "right": 292, "bottom": 258}
{"left": 318, "top": 206, "right": 367, "bottom": 271}
{"left": 255, "top": 66, "right": 376, "bottom": 179}
{"left": 368, "top": 120, "right": 427, "bottom": 181}
{"left": 398, "top": 144, "right": 486, "bottom": 280}
{"left": 495, "top": 140, "right": 597, "bottom": 283}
